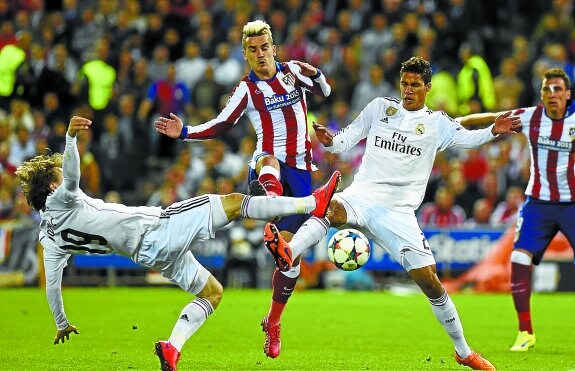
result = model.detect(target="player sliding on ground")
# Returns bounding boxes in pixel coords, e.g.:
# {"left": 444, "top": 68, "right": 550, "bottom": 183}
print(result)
{"left": 264, "top": 57, "right": 523, "bottom": 371}
{"left": 15, "top": 116, "right": 340, "bottom": 371}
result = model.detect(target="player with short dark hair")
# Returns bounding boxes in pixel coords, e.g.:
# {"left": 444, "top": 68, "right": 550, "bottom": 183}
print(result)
{"left": 154, "top": 19, "right": 332, "bottom": 358}
{"left": 264, "top": 56, "right": 522, "bottom": 370}
{"left": 461, "top": 67, "right": 575, "bottom": 352}
{"left": 16, "top": 116, "right": 340, "bottom": 371}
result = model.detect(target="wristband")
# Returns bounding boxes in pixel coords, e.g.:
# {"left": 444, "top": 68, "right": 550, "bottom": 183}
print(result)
{"left": 312, "top": 69, "right": 322, "bottom": 79}
{"left": 178, "top": 126, "right": 188, "bottom": 139}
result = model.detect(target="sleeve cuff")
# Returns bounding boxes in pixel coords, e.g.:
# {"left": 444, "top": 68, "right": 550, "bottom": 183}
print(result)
{"left": 178, "top": 126, "right": 188, "bottom": 139}
{"left": 312, "top": 69, "right": 322, "bottom": 79}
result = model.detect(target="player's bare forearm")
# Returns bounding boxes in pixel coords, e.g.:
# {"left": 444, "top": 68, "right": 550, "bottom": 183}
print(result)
{"left": 154, "top": 112, "right": 184, "bottom": 139}
{"left": 459, "top": 112, "right": 506, "bottom": 127}
{"left": 54, "top": 325, "right": 80, "bottom": 345}
{"left": 66, "top": 116, "right": 92, "bottom": 137}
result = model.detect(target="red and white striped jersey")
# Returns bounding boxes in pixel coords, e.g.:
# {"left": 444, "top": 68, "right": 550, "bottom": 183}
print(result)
{"left": 181, "top": 61, "right": 331, "bottom": 171}
{"left": 514, "top": 102, "right": 575, "bottom": 202}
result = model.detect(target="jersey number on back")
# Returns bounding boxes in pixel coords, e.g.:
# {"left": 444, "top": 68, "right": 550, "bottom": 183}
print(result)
{"left": 59, "top": 228, "right": 108, "bottom": 254}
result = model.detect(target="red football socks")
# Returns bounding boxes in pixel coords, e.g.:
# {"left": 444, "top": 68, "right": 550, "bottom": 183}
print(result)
{"left": 511, "top": 262, "right": 533, "bottom": 334}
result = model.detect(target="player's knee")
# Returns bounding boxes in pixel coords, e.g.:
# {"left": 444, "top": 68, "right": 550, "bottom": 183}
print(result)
{"left": 327, "top": 200, "right": 347, "bottom": 226}
{"left": 199, "top": 276, "right": 224, "bottom": 309}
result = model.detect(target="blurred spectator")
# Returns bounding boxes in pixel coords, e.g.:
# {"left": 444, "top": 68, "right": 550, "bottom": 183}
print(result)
{"left": 493, "top": 57, "right": 525, "bottom": 111}
{"left": 0, "top": 30, "right": 31, "bottom": 109}
{"left": 350, "top": 64, "right": 395, "bottom": 115}
{"left": 464, "top": 198, "right": 494, "bottom": 228}
{"left": 138, "top": 63, "right": 191, "bottom": 159}
{"left": 175, "top": 40, "right": 208, "bottom": 91}
{"left": 418, "top": 186, "right": 467, "bottom": 227}
{"left": 426, "top": 68, "right": 458, "bottom": 116}
{"left": 73, "top": 38, "right": 116, "bottom": 134}
{"left": 98, "top": 112, "right": 130, "bottom": 192}
{"left": 192, "top": 64, "right": 226, "bottom": 115}
{"left": 212, "top": 42, "right": 243, "bottom": 90}
{"left": 361, "top": 14, "right": 392, "bottom": 69}
{"left": 70, "top": 7, "right": 103, "bottom": 60}
{"left": 457, "top": 43, "right": 496, "bottom": 115}
{"left": 461, "top": 148, "right": 489, "bottom": 185}
{"left": 8, "top": 124, "right": 35, "bottom": 166}
{"left": 489, "top": 186, "right": 525, "bottom": 226}
{"left": 0, "top": 140, "right": 16, "bottom": 174}
{"left": 7, "top": 98, "right": 34, "bottom": 132}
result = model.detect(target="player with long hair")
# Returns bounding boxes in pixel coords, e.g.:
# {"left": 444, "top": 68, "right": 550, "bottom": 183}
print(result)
{"left": 17, "top": 116, "right": 340, "bottom": 371}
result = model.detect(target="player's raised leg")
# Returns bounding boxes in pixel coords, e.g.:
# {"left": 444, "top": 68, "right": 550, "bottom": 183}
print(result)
{"left": 263, "top": 170, "right": 341, "bottom": 271}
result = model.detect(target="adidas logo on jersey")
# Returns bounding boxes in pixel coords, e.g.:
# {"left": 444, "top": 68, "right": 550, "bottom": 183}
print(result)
{"left": 380, "top": 117, "right": 389, "bottom": 124}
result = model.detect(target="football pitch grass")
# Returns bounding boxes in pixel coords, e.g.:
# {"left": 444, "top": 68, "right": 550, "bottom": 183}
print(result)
{"left": 1, "top": 288, "right": 574, "bottom": 370}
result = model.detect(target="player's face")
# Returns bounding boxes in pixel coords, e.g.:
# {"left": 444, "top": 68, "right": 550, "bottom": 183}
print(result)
{"left": 243, "top": 34, "right": 277, "bottom": 80}
{"left": 50, "top": 167, "right": 63, "bottom": 191}
{"left": 400, "top": 72, "right": 430, "bottom": 111}
{"left": 540, "top": 77, "right": 571, "bottom": 119}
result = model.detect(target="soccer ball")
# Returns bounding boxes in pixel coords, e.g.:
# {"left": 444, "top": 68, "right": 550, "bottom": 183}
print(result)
{"left": 327, "top": 228, "right": 371, "bottom": 271}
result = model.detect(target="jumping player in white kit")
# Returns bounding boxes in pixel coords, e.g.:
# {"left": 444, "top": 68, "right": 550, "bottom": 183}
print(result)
{"left": 263, "top": 56, "right": 522, "bottom": 370}
{"left": 15, "top": 116, "right": 340, "bottom": 371}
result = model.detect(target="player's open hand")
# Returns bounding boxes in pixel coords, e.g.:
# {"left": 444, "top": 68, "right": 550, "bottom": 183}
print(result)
{"left": 312, "top": 122, "right": 334, "bottom": 146}
{"left": 491, "top": 111, "right": 522, "bottom": 135}
{"left": 154, "top": 113, "right": 184, "bottom": 139}
{"left": 293, "top": 60, "right": 318, "bottom": 77}
{"left": 54, "top": 325, "right": 80, "bottom": 345}
{"left": 67, "top": 116, "right": 92, "bottom": 137}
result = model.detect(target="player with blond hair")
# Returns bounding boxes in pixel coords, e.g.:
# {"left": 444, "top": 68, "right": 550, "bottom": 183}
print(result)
{"left": 155, "top": 19, "right": 331, "bottom": 358}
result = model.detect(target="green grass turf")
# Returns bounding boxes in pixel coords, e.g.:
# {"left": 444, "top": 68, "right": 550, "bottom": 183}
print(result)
{"left": 0, "top": 288, "right": 574, "bottom": 370}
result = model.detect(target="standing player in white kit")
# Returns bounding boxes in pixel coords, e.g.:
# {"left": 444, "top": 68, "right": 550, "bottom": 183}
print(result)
{"left": 15, "top": 116, "right": 340, "bottom": 371}
{"left": 264, "top": 56, "right": 523, "bottom": 370}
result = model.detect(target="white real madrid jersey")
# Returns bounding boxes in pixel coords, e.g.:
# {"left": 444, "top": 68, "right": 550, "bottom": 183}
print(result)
{"left": 39, "top": 136, "right": 162, "bottom": 259}
{"left": 327, "top": 97, "right": 496, "bottom": 211}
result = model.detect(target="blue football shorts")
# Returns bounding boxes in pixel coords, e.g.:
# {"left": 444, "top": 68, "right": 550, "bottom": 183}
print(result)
{"left": 514, "top": 196, "right": 575, "bottom": 265}
{"left": 249, "top": 156, "right": 312, "bottom": 234}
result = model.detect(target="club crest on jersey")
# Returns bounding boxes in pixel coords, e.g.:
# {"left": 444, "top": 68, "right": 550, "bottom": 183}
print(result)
{"left": 415, "top": 123, "right": 425, "bottom": 135}
{"left": 569, "top": 127, "right": 575, "bottom": 140}
{"left": 282, "top": 72, "right": 296, "bottom": 87}
{"left": 386, "top": 106, "right": 398, "bottom": 116}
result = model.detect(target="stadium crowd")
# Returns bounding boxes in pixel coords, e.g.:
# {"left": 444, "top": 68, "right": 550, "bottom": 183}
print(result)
{"left": 0, "top": 0, "right": 574, "bottom": 271}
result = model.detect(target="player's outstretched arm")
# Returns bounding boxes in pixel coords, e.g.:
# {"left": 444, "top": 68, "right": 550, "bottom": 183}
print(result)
{"left": 54, "top": 325, "right": 80, "bottom": 345}
{"left": 155, "top": 113, "right": 184, "bottom": 138}
{"left": 491, "top": 111, "right": 522, "bottom": 135}
{"left": 312, "top": 122, "right": 334, "bottom": 147}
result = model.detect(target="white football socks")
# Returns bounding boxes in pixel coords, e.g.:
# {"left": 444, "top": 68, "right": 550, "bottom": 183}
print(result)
{"left": 168, "top": 297, "right": 214, "bottom": 352}
{"left": 240, "top": 195, "right": 315, "bottom": 219}
{"left": 429, "top": 290, "right": 472, "bottom": 358}
{"left": 290, "top": 217, "right": 330, "bottom": 258}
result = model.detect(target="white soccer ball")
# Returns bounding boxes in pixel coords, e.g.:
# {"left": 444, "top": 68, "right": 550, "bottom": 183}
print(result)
{"left": 327, "top": 228, "right": 371, "bottom": 271}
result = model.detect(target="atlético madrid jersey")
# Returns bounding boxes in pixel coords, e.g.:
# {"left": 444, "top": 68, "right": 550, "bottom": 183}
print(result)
{"left": 514, "top": 102, "right": 575, "bottom": 202}
{"left": 181, "top": 61, "right": 331, "bottom": 171}
{"left": 326, "top": 97, "right": 497, "bottom": 211}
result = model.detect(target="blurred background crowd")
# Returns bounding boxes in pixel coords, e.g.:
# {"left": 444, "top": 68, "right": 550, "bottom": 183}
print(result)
{"left": 0, "top": 0, "right": 574, "bottom": 283}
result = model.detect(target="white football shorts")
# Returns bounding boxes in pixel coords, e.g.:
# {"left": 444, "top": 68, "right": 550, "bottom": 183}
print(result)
{"left": 135, "top": 195, "right": 225, "bottom": 294}
{"left": 334, "top": 191, "right": 436, "bottom": 271}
